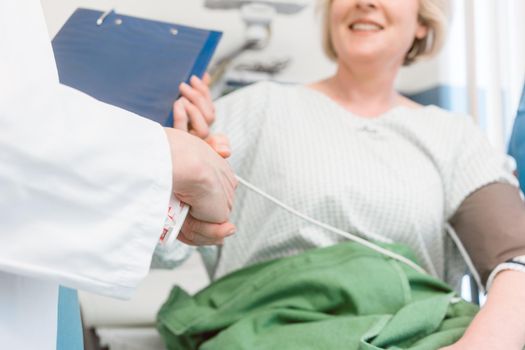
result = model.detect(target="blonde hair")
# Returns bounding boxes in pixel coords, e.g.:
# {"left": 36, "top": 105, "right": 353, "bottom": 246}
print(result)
{"left": 320, "top": 0, "right": 450, "bottom": 66}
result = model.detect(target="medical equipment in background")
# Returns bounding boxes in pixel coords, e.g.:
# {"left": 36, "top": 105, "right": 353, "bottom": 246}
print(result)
{"left": 204, "top": 0, "right": 310, "bottom": 87}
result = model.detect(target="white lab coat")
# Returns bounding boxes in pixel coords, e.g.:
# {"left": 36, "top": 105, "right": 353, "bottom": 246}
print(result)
{"left": 0, "top": 1, "right": 172, "bottom": 348}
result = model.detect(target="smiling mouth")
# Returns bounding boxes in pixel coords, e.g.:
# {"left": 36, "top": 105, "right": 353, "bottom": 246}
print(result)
{"left": 349, "top": 23, "right": 384, "bottom": 31}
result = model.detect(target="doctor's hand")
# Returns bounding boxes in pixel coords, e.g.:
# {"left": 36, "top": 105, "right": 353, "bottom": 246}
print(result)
{"left": 175, "top": 133, "right": 235, "bottom": 246}
{"left": 174, "top": 73, "right": 215, "bottom": 139}
{"left": 164, "top": 128, "right": 237, "bottom": 224}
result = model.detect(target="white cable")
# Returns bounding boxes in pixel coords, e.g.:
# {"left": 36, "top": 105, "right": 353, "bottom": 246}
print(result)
{"left": 235, "top": 175, "right": 428, "bottom": 275}
{"left": 445, "top": 223, "right": 485, "bottom": 294}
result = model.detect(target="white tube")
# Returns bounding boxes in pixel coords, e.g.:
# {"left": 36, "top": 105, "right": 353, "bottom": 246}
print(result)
{"left": 235, "top": 175, "right": 429, "bottom": 275}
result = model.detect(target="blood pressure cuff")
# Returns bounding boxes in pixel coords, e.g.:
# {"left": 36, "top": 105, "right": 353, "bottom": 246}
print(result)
{"left": 450, "top": 182, "right": 525, "bottom": 286}
{"left": 157, "top": 242, "right": 477, "bottom": 350}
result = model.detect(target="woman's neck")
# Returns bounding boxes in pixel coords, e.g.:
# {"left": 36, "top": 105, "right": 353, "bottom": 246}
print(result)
{"left": 311, "top": 60, "right": 407, "bottom": 118}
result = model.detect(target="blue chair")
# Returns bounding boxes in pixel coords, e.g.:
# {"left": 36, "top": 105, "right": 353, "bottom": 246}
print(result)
{"left": 508, "top": 84, "right": 525, "bottom": 191}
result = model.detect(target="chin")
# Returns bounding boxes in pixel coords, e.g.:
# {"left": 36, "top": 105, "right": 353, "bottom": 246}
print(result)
{"left": 338, "top": 50, "right": 385, "bottom": 65}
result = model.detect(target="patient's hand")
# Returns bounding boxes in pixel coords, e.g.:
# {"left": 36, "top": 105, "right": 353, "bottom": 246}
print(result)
{"left": 205, "top": 133, "right": 231, "bottom": 159}
{"left": 177, "top": 214, "right": 235, "bottom": 246}
{"left": 174, "top": 73, "right": 215, "bottom": 139}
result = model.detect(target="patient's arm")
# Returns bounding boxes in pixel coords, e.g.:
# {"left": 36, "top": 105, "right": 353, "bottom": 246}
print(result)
{"left": 151, "top": 207, "right": 230, "bottom": 269}
{"left": 151, "top": 239, "right": 194, "bottom": 269}
{"left": 441, "top": 270, "right": 525, "bottom": 350}
{"left": 444, "top": 182, "right": 525, "bottom": 349}
{"left": 450, "top": 182, "right": 525, "bottom": 285}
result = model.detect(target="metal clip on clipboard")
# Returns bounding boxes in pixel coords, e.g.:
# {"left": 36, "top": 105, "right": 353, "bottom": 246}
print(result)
{"left": 96, "top": 9, "right": 178, "bottom": 35}
{"left": 96, "top": 8, "right": 113, "bottom": 25}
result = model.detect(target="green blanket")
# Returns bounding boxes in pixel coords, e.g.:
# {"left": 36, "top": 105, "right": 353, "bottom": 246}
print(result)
{"left": 157, "top": 242, "right": 478, "bottom": 349}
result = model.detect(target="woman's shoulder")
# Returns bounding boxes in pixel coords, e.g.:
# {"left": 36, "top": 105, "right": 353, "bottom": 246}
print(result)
{"left": 423, "top": 105, "right": 481, "bottom": 133}
{"left": 391, "top": 104, "right": 485, "bottom": 156}
{"left": 402, "top": 104, "right": 477, "bottom": 131}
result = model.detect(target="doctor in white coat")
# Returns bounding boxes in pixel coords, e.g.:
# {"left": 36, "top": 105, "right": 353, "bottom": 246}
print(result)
{"left": 0, "top": 1, "right": 237, "bottom": 349}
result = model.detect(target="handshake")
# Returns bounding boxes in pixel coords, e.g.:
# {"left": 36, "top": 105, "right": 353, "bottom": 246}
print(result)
{"left": 163, "top": 74, "right": 237, "bottom": 246}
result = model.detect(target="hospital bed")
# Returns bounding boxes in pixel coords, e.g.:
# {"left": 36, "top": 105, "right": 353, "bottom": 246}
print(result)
{"left": 82, "top": 81, "right": 525, "bottom": 350}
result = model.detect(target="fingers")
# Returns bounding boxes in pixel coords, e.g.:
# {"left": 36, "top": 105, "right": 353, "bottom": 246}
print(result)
{"left": 173, "top": 97, "right": 209, "bottom": 138}
{"left": 173, "top": 99, "right": 188, "bottom": 132}
{"left": 181, "top": 97, "right": 209, "bottom": 139}
{"left": 202, "top": 72, "right": 211, "bottom": 87}
{"left": 206, "top": 133, "right": 231, "bottom": 158}
{"left": 177, "top": 215, "right": 236, "bottom": 246}
{"left": 190, "top": 75, "right": 212, "bottom": 102}
{"left": 179, "top": 79, "right": 215, "bottom": 125}
{"left": 174, "top": 75, "right": 216, "bottom": 139}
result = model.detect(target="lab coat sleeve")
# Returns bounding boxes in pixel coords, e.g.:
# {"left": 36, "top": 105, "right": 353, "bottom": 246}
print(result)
{"left": 0, "top": 1, "right": 172, "bottom": 299}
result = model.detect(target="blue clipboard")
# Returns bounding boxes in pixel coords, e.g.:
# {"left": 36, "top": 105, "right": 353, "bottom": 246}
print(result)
{"left": 52, "top": 8, "right": 222, "bottom": 126}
